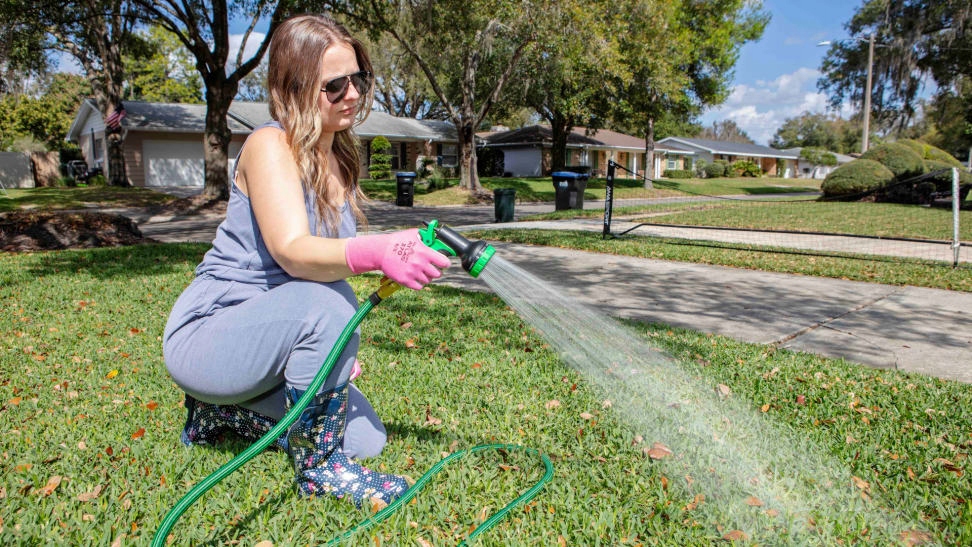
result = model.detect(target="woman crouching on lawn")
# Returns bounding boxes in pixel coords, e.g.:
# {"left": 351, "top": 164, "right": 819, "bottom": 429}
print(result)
{"left": 162, "top": 14, "right": 450, "bottom": 507}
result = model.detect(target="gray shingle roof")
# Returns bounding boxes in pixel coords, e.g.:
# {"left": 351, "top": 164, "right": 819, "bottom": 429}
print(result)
{"left": 120, "top": 100, "right": 455, "bottom": 141}
{"left": 660, "top": 137, "right": 799, "bottom": 159}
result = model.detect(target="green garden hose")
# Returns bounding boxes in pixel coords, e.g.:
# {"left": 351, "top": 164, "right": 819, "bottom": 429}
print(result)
{"left": 152, "top": 275, "right": 553, "bottom": 546}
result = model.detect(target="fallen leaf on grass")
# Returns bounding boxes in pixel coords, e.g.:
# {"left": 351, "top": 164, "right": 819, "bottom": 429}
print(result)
{"left": 424, "top": 407, "right": 442, "bottom": 426}
{"left": 254, "top": 542, "right": 274, "bottom": 547}
{"left": 545, "top": 399, "right": 561, "bottom": 410}
{"left": 38, "top": 475, "right": 61, "bottom": 496}
{"left": 716, "top": 384, "right": 731, "bottom": 397}
{"left": 645, "top": 442, "right": 673, "bottom": 460}
{"left": 899, "top": 530, "right": 933, "bottom": 546}
{"left": 744, "top": 496, "right": 763, "bottom": 507}
{"left": 78, "top": 484, "right": 103, "bottom": 502}
{"left": 722, "top": 530, "right": 748, "bottom": 541}
{"left": 760, "top": 404, "right": 770, "bottom": 412}
{"left": 105, "top": 370, "right": 118, "bottom": 379}
{"left": 131, "top": 427, "right": 145, "bottom": 440}
{"left": 404, "top": 339, "right": 417, "bottom": 349}
{"left": 579, "top": 412, "right": 594, "bottom": 420}
{"left": 683, "top": 493, "right": 705, "bottom": 511}
{"left": 145, "top": 401, "right": 159, "bottom": 411}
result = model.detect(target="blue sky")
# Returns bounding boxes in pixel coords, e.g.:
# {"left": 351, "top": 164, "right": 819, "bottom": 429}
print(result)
{"left": 699, "top": 0, "right": 863, "bottom": 144}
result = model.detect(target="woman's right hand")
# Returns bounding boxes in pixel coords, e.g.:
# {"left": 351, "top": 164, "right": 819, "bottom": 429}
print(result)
{"left": 345, "top": 229, "right": 451, "bottom": 290}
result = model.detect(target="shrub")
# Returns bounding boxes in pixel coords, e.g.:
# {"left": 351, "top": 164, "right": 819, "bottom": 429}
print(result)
{"left": 731, "top": 160, "right": 762, "bottom": 177}
{"left": 704, "top": 161, "right": 726, "bottom": 178}
{"left": 693, "top": 159, "right": 708, "bottom": 177}
{"left": 662, "top": 169, "right": 693, "bottom": 179}
{"left": 860, "top": 142, "right": 925, "bottom": 180}
{"left": 896, "top": 138, "right": 928, "bottom": 158}
{"left": 821, "top": 159, "right": 895, "bottom": 199}
{"left": 368, "top": 136, "right": 392, "bottom": 179}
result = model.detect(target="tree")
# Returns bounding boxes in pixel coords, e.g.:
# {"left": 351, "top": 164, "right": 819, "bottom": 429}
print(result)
{"left": 513, "top": 2, "right": 621, "bottom": 172}
{"left": 770, "top": 111, "right": 861, "bottom": 154}
{"left": 357, "top": 31, "right": 445, "bottom": 119}
{"left": 0, "top": 2, "right": 50, "bottom": 95}
{"left": 0, "top": 73, "right": 91, "bottom": 152}
{"left": 611, "top": 0, "right": 769, "bottom": 184}
{"left": 818, "top": 0, "right": 972, "bottom": 145}
{"left": 5, "top": 0, "right": 144, "bottom": 185}
{"left": 698, "top": 120, "right": 754, "bottom": 144}
{"left": 332, "top": 0, "right": 540, "bottom": 192}
{"left": 133, "top": 0, "right": 294, "bottom": 199}
{"left": 123, "top": 26, "right": 203, "bottom": 103}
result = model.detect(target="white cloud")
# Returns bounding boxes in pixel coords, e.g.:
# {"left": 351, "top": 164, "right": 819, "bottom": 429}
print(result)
{"left": 228, "top": 32, "right": 267, "bottom": 68}
{"left": 703, "top": 67, "right": 843, "bottom": 145}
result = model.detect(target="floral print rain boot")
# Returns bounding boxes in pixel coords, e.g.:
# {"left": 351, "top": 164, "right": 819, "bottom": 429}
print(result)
{"left": 181, "top": 393, "right": 286, "bottom": 450}
{"left": 286, "top": 386, "right": 409, "bottom": 507}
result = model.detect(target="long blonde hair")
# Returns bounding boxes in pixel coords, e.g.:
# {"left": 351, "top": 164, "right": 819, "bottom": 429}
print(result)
{"left": 266, "top": 14, "right": 373, "bottom": 234}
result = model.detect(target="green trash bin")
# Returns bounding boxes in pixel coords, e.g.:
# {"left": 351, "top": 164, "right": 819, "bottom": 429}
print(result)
{"left": 493, "top": 188, "right": 516, "bottom": 222}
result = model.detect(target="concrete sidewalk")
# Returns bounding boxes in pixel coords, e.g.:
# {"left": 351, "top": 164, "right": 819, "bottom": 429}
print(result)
{"left": 136, "top": 198, "right": 972, "bottom": 384}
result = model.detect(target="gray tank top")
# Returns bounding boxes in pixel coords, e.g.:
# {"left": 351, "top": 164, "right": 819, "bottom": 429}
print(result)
{"left": 195, "top": 121, "right": 357, "bottom": 286}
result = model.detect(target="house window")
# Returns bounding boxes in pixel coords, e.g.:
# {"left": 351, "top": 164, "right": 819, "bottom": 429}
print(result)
{"left": 666, "top": 156, "right": 677, "bottom": 170}
{"left": 437, "top": 143, "right": 458, "bottom": 167}
{"left": 390, "top": 142, "right": 407, "bottom": 170}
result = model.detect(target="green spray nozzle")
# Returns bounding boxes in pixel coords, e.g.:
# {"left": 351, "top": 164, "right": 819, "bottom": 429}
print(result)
{"left": 419, "top": 220, "right": 495, "bottom": 278}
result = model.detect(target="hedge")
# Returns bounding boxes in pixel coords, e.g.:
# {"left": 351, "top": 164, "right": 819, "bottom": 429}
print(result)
{"left": 860, "top": 142, "right": 925, "bottom": 180}
{"left": 662, "top": 169, "right": 693, "bottom": 179}
{"left": 821, "top": 159, "right": 895, "bottom": 198}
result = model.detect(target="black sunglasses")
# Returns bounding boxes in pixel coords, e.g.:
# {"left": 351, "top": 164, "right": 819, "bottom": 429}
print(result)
{"left": 321, "top": 71, "right": 372, "bottom": 103}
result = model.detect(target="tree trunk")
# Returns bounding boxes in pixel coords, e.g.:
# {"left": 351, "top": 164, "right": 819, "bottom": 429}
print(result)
{"left": 456, "top": 117, "right": 481, "bottom": 191}
{"left": 643, "top": 116, "right": 655, "bottom": 189}
{"left": 550, "top": 110, "right": 570, "bottom": 173}
{"left": 202, "top": 85, "right": 233, "bottom": 200}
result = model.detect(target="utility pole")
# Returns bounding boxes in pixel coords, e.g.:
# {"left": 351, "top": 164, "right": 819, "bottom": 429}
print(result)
{"left": 861, "top": 32, "right": 875, "bottom": 154}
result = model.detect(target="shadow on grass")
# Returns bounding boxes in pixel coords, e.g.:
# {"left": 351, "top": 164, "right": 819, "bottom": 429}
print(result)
{"left": 7, "top": 242, "right": 208, "bottom": 282}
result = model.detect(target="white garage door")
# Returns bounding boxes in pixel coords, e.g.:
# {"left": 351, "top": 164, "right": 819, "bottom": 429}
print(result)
{"left": 144, "top": 140, "right": 205, "bottom": 187}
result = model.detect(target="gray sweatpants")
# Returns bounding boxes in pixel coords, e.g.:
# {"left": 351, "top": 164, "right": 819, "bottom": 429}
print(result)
{"left": 164, "top": 276, "right": 387, "bottom": 458}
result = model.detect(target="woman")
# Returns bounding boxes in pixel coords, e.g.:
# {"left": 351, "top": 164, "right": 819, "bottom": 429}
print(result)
{"left": 162, "top": 14, "right": 450, "bottom": 507}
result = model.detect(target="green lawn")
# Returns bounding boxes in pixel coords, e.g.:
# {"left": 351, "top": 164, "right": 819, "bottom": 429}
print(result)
{"left": 1, "top": 244, "right": 970, "bottom": 545}
{"left": 359, "top": 175, "right": 820, "bottom": 206}
{"left": 0, "top": 186, "right": 175, "bottom": 213}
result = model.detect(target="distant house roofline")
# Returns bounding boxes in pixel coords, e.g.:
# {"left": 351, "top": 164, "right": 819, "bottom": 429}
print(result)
{"left": 659, "top": 136, "right": 799, "bottom": 160}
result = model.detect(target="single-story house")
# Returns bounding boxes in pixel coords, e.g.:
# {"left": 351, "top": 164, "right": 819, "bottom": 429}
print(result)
{"left": 66, "top": 99, "right": 459, "bottom": 187}
{"left": 780, "top": 147, "right": 855, "bottom": 179}
{"left": 656, "top": 137, "right": 801, "bottom": 178}
{"left": 478, "top": 124, "right": 696, "bottom": 179}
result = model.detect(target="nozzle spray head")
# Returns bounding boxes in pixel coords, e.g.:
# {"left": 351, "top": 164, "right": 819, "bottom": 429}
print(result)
{"left": 419, "top": 220, "right": 495, "bottom": 278}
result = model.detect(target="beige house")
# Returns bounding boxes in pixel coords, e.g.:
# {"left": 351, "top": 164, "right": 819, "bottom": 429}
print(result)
{"left": 657, "top": 137, "right": 802, "bottom": 178}
{"left": 478, "top": 125, "right": 696, "bottom": 178}
{"left": 66, "top": 99, "right": 459, "bottom": 187}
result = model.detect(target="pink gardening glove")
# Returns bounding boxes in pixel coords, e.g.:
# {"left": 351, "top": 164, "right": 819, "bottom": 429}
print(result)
{"left": 345, "top": 229, "right": 451, "bottom": 290}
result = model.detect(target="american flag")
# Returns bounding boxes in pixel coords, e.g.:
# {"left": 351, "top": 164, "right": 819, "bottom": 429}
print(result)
{"left": 105, "top": 103, "right": 126, "bottom": 130}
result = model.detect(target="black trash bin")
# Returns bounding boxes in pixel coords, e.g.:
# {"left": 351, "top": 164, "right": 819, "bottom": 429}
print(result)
{"left": 551, "top": 171, "right": 587, "bottom": 211}
{"left": 395, "top": 171, "right": 417, "bottom": 207}
{"left": 493, "top": 188, "right": 516, "bottom": 222}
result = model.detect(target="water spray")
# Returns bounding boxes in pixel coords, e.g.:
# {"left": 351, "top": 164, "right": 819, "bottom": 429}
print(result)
{"left": 152, "top": 221, "right": 551, "bottom": 546}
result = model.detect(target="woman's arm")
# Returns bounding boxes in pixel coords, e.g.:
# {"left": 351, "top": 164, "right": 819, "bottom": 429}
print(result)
{"left": 236, "top": 126, "right": 353, "bottom": 282}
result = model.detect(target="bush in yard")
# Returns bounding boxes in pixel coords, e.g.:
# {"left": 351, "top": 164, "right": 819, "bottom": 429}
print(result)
{"left": 898, "top": 139, "right": 965, "bottom": 168}
{"left": 821, "top": 159, "right": 895, "bottom": 199}
{"left": 704, "top": 161, "right": 726, "bottom": 178}
{"left": 860, "top": 142, "right": 925, "bottom": 180}
{"left": 731, "top": 159, "right": 762, "bottom": 177}
{"left": 693, "top": 158, "right": 708, "bottom": 177}
{"left": 662, "top": 169, "right": 693, "bottom": 179}
{"left": 368, "top": 136, "right": 392, "bottom": 179}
